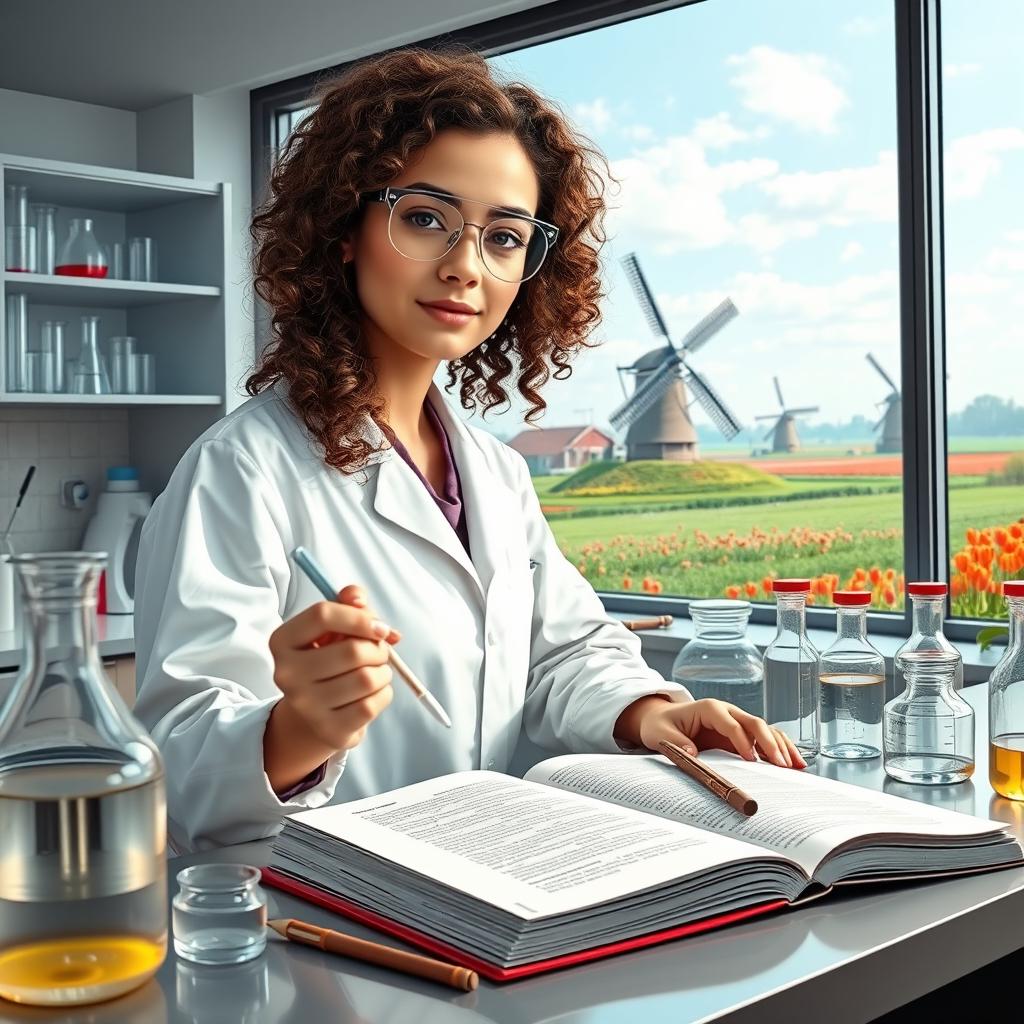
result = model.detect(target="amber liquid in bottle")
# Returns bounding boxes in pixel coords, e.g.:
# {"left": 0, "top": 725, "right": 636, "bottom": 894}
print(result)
{"left": 990, "top": 734, "right": 1024, "bottom": 801}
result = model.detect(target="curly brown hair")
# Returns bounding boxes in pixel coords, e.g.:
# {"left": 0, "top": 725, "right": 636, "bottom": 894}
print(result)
{"left": 246, "top": 44, "right": 614, "bottom": 474}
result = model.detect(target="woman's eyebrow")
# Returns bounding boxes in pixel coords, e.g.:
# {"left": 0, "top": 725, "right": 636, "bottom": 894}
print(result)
{"left": 403, "top": 181, "right": 534, "bottom": 219}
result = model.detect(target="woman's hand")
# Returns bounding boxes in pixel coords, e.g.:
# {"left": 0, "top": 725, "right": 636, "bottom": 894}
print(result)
{"left": 263, "top": 585, "right": 401, "bottom": 792}
{"left": 615, "top": 696, "right": 807, "bottom": 769}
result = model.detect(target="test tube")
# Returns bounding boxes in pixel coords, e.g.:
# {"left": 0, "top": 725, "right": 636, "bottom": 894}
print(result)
{"left": 5, "top": 294, "right": 29, "bottom": 392}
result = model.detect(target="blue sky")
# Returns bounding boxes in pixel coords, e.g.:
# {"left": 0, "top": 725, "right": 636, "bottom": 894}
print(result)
{"left": 446, "top": 0, "right": 1024, "bottom": 440}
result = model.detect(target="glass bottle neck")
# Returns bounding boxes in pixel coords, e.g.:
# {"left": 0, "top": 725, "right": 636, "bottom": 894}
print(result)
{"left": 775, "top": 595, "right": 807, "bottom": 636}
{"left": 1008, "top": 598, "right": 1024, "bottom": 648}
{"left": 691, "top": 608, "right": 750, "bottom": 641}
{"left": 836, "top": 606, "right": 867, "bottom": 640}
{"left": 911, "top": 596, "right": 946, "bottom": 637}
{"left": 22, "top": 591, "right": 100, "bottom": 678}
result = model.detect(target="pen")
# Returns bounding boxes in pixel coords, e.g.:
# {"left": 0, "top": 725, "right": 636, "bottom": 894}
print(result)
{"left": 657, "top": 740, "right": 758, "bottom": 817}
{"left": 622, "top": 615, "right": 673, "bottom": 631}
{"left": 268, "top": 917, "right": 478, "bottom": 991}
{"left": 290, "top": 546, "right": 452, "bottom": 728}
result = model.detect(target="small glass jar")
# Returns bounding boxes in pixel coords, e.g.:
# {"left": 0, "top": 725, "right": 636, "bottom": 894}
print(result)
{"left": 989, "top": 580, "right": 1024, "bottom": 801}
{"left": 172, "top": 864, "right": 267, "bottom": 965}
{"left": 764, "top": 579, "right": 821, "bottom": 765}
{"left": 820, "top": 590, "right": 886, "bottom": 760}
{"left": 884, "top": 650, "right": 974, "bottom": 785}
{"left": 672, "top": 599, "right": 763, "bottom": 716}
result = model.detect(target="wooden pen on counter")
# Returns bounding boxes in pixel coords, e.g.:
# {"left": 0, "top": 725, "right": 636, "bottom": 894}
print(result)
{"left": 657, "top": 740, "right": 758, "bottom": 817}
{"left": 622, "top": 614, "right": 673, "bottom": 631}
{"left": 268, "top": 918, "right": 479, "bottom": 991}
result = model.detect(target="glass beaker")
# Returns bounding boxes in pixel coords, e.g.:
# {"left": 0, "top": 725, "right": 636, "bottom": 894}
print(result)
{"left": 70, "top": 316, "right": 111, "bottom": 395}
{"left": 40, "top": 320, "right": 67, "bottom": 394}
{"left": 108, "top": 336, "right": 137, "bottom": 394}
{"left": 820, "top": 590, "right": 885, "bottom": 760}
{"left": 883, "top": 650, "right": 974, "bottom": 785}
{"left": 55, "top": 218, "right": 108, "bottom": 278}
{"left": 895, "top": 582, "right": 963, "bottom": 690}
{"left": 172, "top": 864, "right": 267, "bottom": 965}
{"left": 990, "top": 580, "right": 1024, "bottom": 801}
{"left": 0, "top": 553, "right": 167, "bottom": 1006}
{"left": 671, "top": 599, "right": 763, "bottom": 716}
{"left": 31, "top": 204, "right": 58, "bottom": 275}
{"left": 764, "top": 578, "right": 820, "bottom": 765}
{"left": 129, "top": 237, "right": 157, "bottom": 282}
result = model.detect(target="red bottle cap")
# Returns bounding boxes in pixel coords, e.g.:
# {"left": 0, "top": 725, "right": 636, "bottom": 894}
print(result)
{"left": 833, "top": 590, "right": 872, "bottom": 606}
{"left": 907, "top": 581, "right": 947, "bottom": 597}
{"left": 772, "top": 578, "right": 811, "bottom": 593}
{"left": 1004, "top": 581, "right": 1024, "bottom": 598}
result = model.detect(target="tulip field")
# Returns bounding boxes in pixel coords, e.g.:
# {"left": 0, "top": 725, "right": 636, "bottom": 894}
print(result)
{"left": 536, "top": 449, "right": 1024, "bottom": 619}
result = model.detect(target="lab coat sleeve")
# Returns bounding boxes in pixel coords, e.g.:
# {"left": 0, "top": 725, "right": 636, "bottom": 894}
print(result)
{"left": 132, "top": 439, "right": 347, "bottom": 852}
{"left": 511, "top": 452, "right": 693, "bottom": 754}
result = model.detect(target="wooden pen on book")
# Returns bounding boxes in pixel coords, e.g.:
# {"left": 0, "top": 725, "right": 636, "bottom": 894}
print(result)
{"left": 268, "top": 918, "right": 479, "bottom": 991}
{"left": 657, "top": 740, "right": 758, "bottom": 817}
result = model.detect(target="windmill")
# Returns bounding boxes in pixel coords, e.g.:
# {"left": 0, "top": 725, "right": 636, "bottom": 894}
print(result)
{"left": 867, "top": 352, "right": 901, "bottom": 453}
{"left": 755, "top": 377, "right": 819, "bottom": 452}
{"left": 610, "top": 253, "right": 742, "bottom": 462}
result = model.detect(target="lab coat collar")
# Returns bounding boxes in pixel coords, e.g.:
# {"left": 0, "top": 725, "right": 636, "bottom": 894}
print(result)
{"left": 370, "top": 381, "right": 517, "bottom": 606}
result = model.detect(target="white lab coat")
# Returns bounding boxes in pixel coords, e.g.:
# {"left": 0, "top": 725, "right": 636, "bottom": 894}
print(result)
{"left": 133, "top": 379, "right": 691, "bottom": 851}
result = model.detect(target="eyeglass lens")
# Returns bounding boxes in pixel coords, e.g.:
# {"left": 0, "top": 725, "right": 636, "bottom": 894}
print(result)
{"left": 387, "top": 193, "right": 548, "bottom": 282}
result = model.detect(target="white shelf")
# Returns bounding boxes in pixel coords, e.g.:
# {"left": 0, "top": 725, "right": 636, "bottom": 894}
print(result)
{"left": 4, "top": 272, "right": 220, "bottom": 308}
{"left": 1, "top": 393, "right": 222, "bottom": 406}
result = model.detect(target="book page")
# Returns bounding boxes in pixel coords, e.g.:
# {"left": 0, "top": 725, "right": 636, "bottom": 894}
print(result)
{"left": 284, "top": 770, "right": 798, "bottom": 919}
{"left": 525, "top": 752, "right": 1009, "bottom": 877}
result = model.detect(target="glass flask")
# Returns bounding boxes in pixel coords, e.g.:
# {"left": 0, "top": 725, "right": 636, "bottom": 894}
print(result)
{"left": 884, "top": 650, "right": 974, "bottom": 785}
{"left": 70, "top": 315, "right": 111, "bottom": 395}
{"left": 764, "top": 579, "right": 820, "bottom": 765}
{"left": 0, "top": 553, "right": 167, "bottom": 1007}
{"left": 989, "top": 581, "right": 1024, "bottom": 801}
{"left": 671, "top": 599, "right": 763, "bottom": 716}
{"left": 820, "top": 590, "right": 885, "bottom": 760}
{"left": 55, "top": 218, "right": 107, "bottom": 278}
{"left": 894, "top": 582, "right": 963, "bottom": 691}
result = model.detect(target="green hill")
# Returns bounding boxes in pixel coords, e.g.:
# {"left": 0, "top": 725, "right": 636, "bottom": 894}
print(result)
{"left": 549, "top": 459, "right": 786, "bottom": 497}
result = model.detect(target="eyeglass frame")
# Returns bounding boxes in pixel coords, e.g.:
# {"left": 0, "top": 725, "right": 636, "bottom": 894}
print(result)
{"left": 359, "top": 186, "right": 560, "bottom": 283}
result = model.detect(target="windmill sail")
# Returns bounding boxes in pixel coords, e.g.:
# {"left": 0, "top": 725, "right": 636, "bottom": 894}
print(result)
{"left": 609, "top": 353, "right": 680, "bottom": 431}
{"left": 773, "top": 376, "right": 785, "bottom": 408}
{"left": 621, "top": 253, "right": 671, "bottom": 341}
{"left": 866, "top": 352, "right": 898, "bottom": 394}
{"left": 684, "top": 365, "right": 742, "bottom": 439}
{"left": 680, "top": 298, "right": 739, "bottom": 355}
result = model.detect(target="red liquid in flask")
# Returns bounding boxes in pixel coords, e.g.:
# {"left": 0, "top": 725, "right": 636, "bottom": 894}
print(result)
{"left": 55, "top": 264, "right": 108, "bottom": 278}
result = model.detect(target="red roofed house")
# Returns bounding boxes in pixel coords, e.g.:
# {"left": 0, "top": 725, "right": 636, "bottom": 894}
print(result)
{"left": 506, "top": 425, "right": 615, "bottom": 475}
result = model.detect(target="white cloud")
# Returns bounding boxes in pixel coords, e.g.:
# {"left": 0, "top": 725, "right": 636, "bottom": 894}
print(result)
{"left": 622, "top": 123, "right": 655, "bottom": 143}
{"left": 843, "top": 16, "right": 883, "bottom": 36}
{"left": 692, "top": 112, "right": 762, "bottom": 149}
{"left": 945, "top": 128, "right": 1024, "bottom": 199}
{"left": 841, "top": 241, "right": 864, "bottom": 262}
{"left": 944, "top": 62, "right": 982, "bottom": 79}
{"left": 727, "top": 46, "right": 849, "bottom": 134}
{"left": 572, "top": 97, "right": 613, "bottom": 133}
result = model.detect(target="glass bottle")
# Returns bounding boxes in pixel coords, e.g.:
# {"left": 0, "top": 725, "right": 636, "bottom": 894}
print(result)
{"left": 70, "top": 315, "right": 111, "bottom": 395}
{"left": 0, "top": 553, "right": 167, "bottom": 1006}
{"left": 990, "top": 580, "right": 1024, "bottom": 801}
{"left": 764, "top": 578, "right": 820, "bottom": 765}
{"left": 895, "top": 581, "right": 964, "bottom": 691}
{"left": 820, "top": 590, "right": 885, "bottom": 760}
{"left": 55, "top": 217, "right": 108, "bottom": 278}
{"left": 884, "top": 651, "right": 974, "bottom": 785}
{"left": 671, "top": 599, "right": 764, "bottom": 716}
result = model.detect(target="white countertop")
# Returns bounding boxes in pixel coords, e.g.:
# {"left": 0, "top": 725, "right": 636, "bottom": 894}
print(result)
{"left": 0, "top": 613, "right": 135, "bottom": 671}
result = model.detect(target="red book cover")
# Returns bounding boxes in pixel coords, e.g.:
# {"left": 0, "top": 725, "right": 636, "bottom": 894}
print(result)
{"left": 260, "top": 867, "right": 788, "bottom": 982}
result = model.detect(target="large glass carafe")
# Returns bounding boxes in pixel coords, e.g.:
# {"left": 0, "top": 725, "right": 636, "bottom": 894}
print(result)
{"left": 0, "top": 553, "right": 167, "bottom": 1007}
{"left": 671, "top": 599, "right": 763, "bottom": 716}
{"left": 990, "top": 581, "right": 1024, "bottom": 801}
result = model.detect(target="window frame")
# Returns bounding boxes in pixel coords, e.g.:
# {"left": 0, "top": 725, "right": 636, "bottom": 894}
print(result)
{"left": 251, "top": 0, "right": 995, "bottom": 645}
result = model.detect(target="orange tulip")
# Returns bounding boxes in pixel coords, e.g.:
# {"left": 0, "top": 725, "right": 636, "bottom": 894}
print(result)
{"left": 762, "top": 576, "right": 773, "bottom": 595}
{"left": 725, "top": 585, "right": 741, "bottom": 599}
{"left": 622, "top": 576, "right": 632, "bottom": 589}
{"left": 954, "top": 552, "right": 970, "bottom": 573}
{"left": 650, "top": 581, "right": 663, "bottom": 595}
{"left": 745, "top": 582, "right": 758, "bottom": 598}
{"left": 884, "top": 587, "right": 896, "bottom": 606}
{"left": 967, "top": 528, "right": 979, "bottom": 545}
{"left": 869, "top": 567, "right": 882, "bottom": 585}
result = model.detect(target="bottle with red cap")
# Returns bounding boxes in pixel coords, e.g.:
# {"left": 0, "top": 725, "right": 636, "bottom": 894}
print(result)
{"left": 764, "top": 579, "right": 820, "bottom": 764}
{"left": 820, "top": 591, "right": 885, "bottom": 760}
{"left": 989, "top": 580, "right": 1024, "bottom": 801}
{"left": 894, "top": 582, "right": 964, "bottom": 693}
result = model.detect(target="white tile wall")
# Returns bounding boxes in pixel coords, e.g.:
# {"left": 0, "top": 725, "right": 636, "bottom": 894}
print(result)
{"left": 1, "top": 408, "right": 130, "bottom": 553}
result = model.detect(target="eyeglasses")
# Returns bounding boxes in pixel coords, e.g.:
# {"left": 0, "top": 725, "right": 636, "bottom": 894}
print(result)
{"left": 360, "top": 187, "right": 559, "bottom": 283}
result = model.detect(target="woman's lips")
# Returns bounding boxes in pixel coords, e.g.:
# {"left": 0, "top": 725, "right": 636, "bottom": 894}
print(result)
{"left": 417, "top": 302, "right": 479, "bottom": 326}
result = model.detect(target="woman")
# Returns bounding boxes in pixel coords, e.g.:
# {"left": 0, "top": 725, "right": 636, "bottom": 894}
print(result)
{"left": 133, "top": 46, "right": 804, "bottom": 852}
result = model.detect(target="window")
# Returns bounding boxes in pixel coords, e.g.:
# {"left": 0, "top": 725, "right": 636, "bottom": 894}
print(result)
{"left": 941, "top": 0, "right": 1024, "bottom": 621}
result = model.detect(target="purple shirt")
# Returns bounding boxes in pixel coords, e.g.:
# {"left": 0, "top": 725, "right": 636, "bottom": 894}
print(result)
{"left": 274, "top": 399, "right": 467, "bottom": 801}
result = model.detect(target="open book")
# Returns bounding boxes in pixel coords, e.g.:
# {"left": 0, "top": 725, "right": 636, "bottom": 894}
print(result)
{"left": 263, "top": 752, "right": 1024, "bottom": 981}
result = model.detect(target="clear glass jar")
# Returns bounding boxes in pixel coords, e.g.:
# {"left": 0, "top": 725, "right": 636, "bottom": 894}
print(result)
{"left": 55, "top": 217, "right": 107, "bottom": 278}
{"left": 0, "top": 553, "right": 167, "bottom": 1007}
{"left": 884, "top": 650, "right": 974, "bottom": 785}
{"left": 820, "top": 590, "right": 885, "bottom": 760}
{"left": 70, "top": 315, "right": 111, "bottom": 395}
{"left": 764, "top": 579, "right": 820, "bottom": 765}
{"left": 671, "top": 599, "right": 763, "bottom": 716}
{"left": 172, "top": 864, "right": 267, "bottom": 965}
{"left": 895, "top": 582, "right": 964, "bottom": 690}
{"left": 989, "top": 581, "right": 1024, "bottom": 801}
